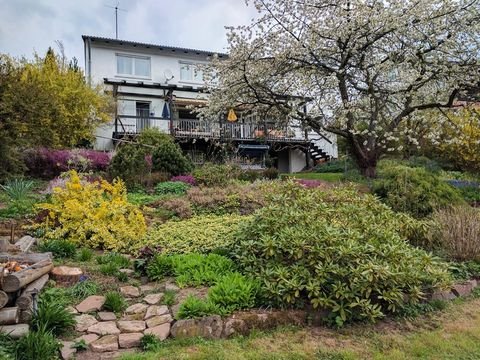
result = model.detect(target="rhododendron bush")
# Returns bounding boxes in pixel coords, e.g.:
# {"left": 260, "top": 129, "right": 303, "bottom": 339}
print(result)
{"left": 34, "top": 171, "right": 146, "bottom": 251}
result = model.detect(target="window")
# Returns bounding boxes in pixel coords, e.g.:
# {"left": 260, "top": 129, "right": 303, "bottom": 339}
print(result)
{"left": 116, "top": 54, "right": 151, "bottom": 77}
{"left": 179, "top": 62, "right": 204, "bottom": 82}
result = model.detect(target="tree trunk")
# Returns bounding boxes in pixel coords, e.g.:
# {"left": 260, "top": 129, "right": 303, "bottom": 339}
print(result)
{"left": 349, "top": 138, "right": 379, "bottom": 178}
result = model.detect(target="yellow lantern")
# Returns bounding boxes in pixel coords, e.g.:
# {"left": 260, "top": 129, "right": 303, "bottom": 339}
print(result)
{"left": 227, "top": 108, "right": 238, "bottom": 122}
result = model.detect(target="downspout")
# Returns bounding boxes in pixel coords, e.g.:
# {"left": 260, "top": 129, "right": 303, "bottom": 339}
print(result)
{"left": 86, "top": 37, "right": 92, "bottom": 86}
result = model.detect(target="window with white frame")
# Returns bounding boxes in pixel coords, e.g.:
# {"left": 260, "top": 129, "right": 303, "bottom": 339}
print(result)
{"left": 179, "top": 62, "right": 204, "bottom": 82}
{"left": 116, "top": 54, "right": 151, "bottom": 78}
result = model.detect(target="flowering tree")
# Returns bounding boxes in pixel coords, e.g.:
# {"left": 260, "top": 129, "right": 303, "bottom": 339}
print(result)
{"left": 201, "top": 0, "right": 480, "bottom": 177}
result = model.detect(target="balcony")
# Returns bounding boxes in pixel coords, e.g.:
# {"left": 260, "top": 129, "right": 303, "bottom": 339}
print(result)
{"left": 113, "top": 115, "right": 307, "bottom": 143}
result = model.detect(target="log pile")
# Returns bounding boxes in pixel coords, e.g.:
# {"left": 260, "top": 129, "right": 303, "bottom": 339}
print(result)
{"left": 0, "top": 236, "right": 52, "bottom": 338}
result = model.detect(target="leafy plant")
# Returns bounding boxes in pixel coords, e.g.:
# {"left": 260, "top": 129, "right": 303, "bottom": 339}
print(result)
{"left": 15, "top": 327, "right": 61, "bottom": 360}
{"left": 33, "top": 171, "right": 146, "bottom": 251}
{"left": 103, "top": 291, "right": 127, "bottom": 313}
{"left": 192, "top": 163, "right": 242, "bottom": 187}
{"left": 162, "top": 290, "right": 176, "bottom": 307}
{"left": 117, "top": 272, "right": 129, "bottom": 282}
{"left": 96, "top": 252, "right": 131, "bottom": 268}
{"left": 176, "top": 295, "right": 218, "bottom": 319}
{"left": 69, "top": 280, "right": 98, "bottom": 300}
{"left": 151, "top": 136, "right": 193, "bottom": 176}
{"left": 0, "top": 178, "right": 34, "bottom": 201}
{"left": 72, "top": 339, "right": 88, "bottom": 352}
{"left": 232, "top": 182, "right": 452, "bottom": 325}
{"left": 140, "top": 334, "right": 162, "bottom": 352}
{"left": 77, "top": 247, "right": 94, "bottom": 262}
{"left": 38, "top": 239, "right": 77, "bottom": 259}
{"left": 0, "top": 333, "right": 15, "bottom": 360}
{"left": 31, "top": 297, "right": 75, "bottom": 335}
{"left": 262, "top": 167, "right": 279, "bottom": 179}
{"left": 155, "top": 181, "right": 190, "bottom": 195}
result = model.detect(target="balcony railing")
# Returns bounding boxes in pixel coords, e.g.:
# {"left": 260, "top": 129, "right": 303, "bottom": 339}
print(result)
{"left": 114, "top": 115, "right": 306, "bottom": 142}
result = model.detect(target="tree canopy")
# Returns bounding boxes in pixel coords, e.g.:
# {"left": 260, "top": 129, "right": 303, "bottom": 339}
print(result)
{"left": 201, "top": 0, "right": 480, "bottom": 176}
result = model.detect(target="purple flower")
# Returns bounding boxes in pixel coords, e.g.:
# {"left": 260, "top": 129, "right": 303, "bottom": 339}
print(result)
{"left": 171, "top": 175, "right": 196, "bottom": 186}
{"left": 295, "top": 179, "right": 325, "bottom": 188}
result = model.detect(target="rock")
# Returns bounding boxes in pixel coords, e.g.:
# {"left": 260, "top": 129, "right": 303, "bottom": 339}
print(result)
{"left": 171, "top": 315, "right": 223, "bottom": 339}
{"left": 164, "top": 282, "right": 179, "bottom": 292}
{"left": 76, "top": 296, "right": 106, "bottom": 313}
{"left": 139, "top": 284, "right": 156, "bottom": 293}
{"left": 66, "top": 306, "right": 79, "bottom": 315}
{"left": 430, "top": 290, "right": 456, "bottom": 301}
{"left": 120, "top": 286, "right": 140, "bottom": 298}
{"left": 0, "top": 324, "right": 29, "bottom": 338}
{"left": 75, "top": 314, "right": 98, "bottom": 332}
{"left": 120, "top": 313, "right": 145, "bottom": 321}
{"left": 119, "top": 269, "right": 135, "bottom": 276}
{"left": 118, "top": 333, "right": 143, "bottom": 349}
{"left": 90, "top": 335, "right": 119, "bottom": 353}
{"left": 144, "top": 293, "right": 164, "bottom": 305}
{"left": 125, "top": 303, "right": 148, "bottom": 315}
{"left": 60, "top": 341, "right": 76, "bottom": 360}
{"left": 51, "top": 266, "right": 83, "bottom": 286}
{"left": 144, "top": 323, "right": 170, "bottom": 341}
{"left": 75, "top": 333, "right": 99, "bottom": 345}
{"left": 98, "top": 312, "right": 117, "bottom": 321}
{"left": 140, "top": 276, "right": 149, "bottom": 285}
{"left": 144, "top": 305, "right": 169, "bottom": 320}
{"left": 87, "top": 321, "right": 120, "bottom": 336}
{"left": 452, "top": 280, "right": 477, "bottom": 297}
{"left": 117, "top": 320, "right": 146, "bottom": 333}
{"left": 146, "top": 314, "right": 173, "bottom": 328}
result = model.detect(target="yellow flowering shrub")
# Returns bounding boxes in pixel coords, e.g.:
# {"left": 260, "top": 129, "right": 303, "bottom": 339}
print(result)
{"left": 35, "top": 171, "right": 146, "bottom": 251}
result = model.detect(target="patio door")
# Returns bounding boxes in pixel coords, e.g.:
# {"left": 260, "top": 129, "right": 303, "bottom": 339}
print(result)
{"left": 136, "top": 102, "right": 150, "bottom": 132}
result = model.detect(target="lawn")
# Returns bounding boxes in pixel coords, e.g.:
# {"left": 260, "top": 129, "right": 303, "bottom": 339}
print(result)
{"left": 283, "top": 172, "right": 344, "bottom": 182}
{"left": 121, "top": 297, "right": 480, "bottom": 360}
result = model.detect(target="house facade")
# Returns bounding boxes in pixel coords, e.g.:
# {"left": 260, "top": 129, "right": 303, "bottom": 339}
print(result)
{"left": 83, "top": 35, "right": 337, "bottom": 173}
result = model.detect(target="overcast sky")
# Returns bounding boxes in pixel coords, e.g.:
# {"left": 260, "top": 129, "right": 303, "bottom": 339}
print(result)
{"left": 0, "top": 0, "right": 256, "bottom": 69}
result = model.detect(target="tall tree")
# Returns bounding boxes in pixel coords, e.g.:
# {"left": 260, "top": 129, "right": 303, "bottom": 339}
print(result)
{"left": 201, "top": 0, "right": 480, "bottom": 177}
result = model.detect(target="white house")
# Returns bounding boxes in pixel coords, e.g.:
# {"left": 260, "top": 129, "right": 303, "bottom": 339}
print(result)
{"left": 83, "top": 35, "right": 337, "bottom": 172}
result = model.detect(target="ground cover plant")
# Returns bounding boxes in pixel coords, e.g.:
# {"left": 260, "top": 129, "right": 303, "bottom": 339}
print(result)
{"left": 0, "top": 178, "right": 45, "bottom": 219}
{"left": 232, "top": 182, "right": 452, "bottom": 325}
{"left": 155, "top": 181, "right": 190, "bottom": 195}
{"left": 33, "top": 170, "right": 146, "bottom": 251}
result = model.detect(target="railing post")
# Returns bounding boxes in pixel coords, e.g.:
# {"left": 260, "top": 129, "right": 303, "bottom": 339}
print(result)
{"left": 115, "top": 116, "right": 118, "bottom": 137}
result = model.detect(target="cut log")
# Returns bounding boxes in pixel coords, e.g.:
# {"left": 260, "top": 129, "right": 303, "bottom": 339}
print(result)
{"left": 14, "top": 236, "right": 36, "bottom": 253}
{"left": 19, "top": 309, "right": 32, "bottom": 323}
{"left": 0, "top": 307, "right": 19, "bottom": 325}
{"left": 2, "top": 260, "right": 53, "bottom": 293}
{"left": 0, "top": 252, "right": 52, "bottom": 264}
{"left": 15, "top": 274, "right": 49, "bottom": 310}
{"left": 0, "top": 291, "right": 8, "bottom": 309}
{"left": 0, "top": 239, "right": 8, "bottom": 252}
{"left": 50, "top": 266, "right": 83, "bottom": 286}
{"left": 0, "top": 324, "right": 29, "bottom": 338}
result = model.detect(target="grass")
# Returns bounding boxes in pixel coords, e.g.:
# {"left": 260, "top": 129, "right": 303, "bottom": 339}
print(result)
{"left": 283, "top": 172, "right": 344, "bottom": 182}
{"left": 121, "top": 297, "right": 480, "bottom": 360}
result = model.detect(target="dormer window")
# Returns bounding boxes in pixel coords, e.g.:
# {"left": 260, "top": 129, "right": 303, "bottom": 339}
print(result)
{"left": 179, "top": 62, "right": 203, "bottom": 83}
{"left": 117, "top": 54, "right": 151, "bottom": 78}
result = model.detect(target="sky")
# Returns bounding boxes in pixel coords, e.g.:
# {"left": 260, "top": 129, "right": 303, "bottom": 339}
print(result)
{"left": 0, "top": 0, "right": 257, "bottom": 69}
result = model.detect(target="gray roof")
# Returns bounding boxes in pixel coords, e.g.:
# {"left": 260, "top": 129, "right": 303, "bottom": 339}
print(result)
{"left": 82, "top": 35, "right": 228, "bottom": 58}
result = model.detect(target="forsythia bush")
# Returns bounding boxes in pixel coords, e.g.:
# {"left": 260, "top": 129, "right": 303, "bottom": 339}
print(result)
{"left": 34, "top": 171, "right": 146, "bottom": 251}
{"left": 232, "top": 182, "right": 452, "bottom": 325}
{"left": 141, "top": 214, "right": 247, "bottom": 254}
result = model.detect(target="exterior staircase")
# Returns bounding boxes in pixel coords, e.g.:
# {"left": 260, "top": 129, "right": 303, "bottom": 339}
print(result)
{"left": 309, "top": 142, "right": 330, "bottom": 162}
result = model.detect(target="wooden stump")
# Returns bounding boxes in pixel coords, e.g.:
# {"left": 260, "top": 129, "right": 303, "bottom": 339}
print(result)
{"left": 51, "top": 266, "right": 83, "bottom": 286}
{"left": 16, "top": 274, "right": 49, "bottom": 310}
{"left": 0, "top": 291, "right": 9, "bottom": 309}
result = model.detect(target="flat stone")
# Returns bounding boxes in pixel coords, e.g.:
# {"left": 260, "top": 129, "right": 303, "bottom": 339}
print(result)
{"left": 98, "top": 312, "right": 117, "bottom": 321}
{"left": 0, "top": 324, "right": 29, "bottom": 339}
{"left": 120, "top": 313, "right": 145, "bottom": 321}
{"left": 171, "top": 315, "right": 223, "bottom": 339}
{"left": 75, "top": 333, "right": 99, "bottom": 345}
{"left": 76, "top": 296, "right": 106, "bottom": 313}
{"left": 430, "top": 290, "right": 456, "bottom": 301}
{"left": 118, "top": 333, "right": 143, "bottom": 349}
{"left": 144, "top": 323, "right": 170, "bottom": 341}
{"left": 117, "top": 320, "right": 146, "bottom": 333}
{"left": 61, "top": 341, "right": 76, "bottom": 360}
{"left": 66, "top": 306, "right": 79, "bottom": 315}
{"left": 120, "top": 286, "right": 140, "bottom": 298}
{"left": 452, "top": 280, "right": 477, "bottom": 297}
{"left": 146, "top": 314, "right": 173, "bottom": 328}
{"left": 144, "top": 305, "right": 169, "bottom": 320}
{"left": 125, "top": 303, "right": 148, "bottom": 315}
{"left": 90, "top": 335, "right": 119, "bottom": 353}
{"left": 139, "top": 284, "right": 156, "bottom": 293}
{"left": 144, "top": 293, "right": 164, "bottom": 305}
{"left": 87, "top": 321, "right": 120, "bottom": 336}
{"left": 75, "top": 314, "right": 98, "bottom": 332}
{"left": 119, "top": 269, "right": 135, "bottom": 276}
{"left": 164, "top": 282, "right": 179, "bottom": 292}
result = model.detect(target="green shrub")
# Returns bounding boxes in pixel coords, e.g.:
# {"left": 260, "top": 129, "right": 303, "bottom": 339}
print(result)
{"left": 238, "top": 169, "right": 262, "bottom": 182}
{"left": 315, "top": 158, "right": 354, "bottom": 173}
{"left": 77, "top": 247, "right": 94, "bottom": 262}
{"left": 152, "top": 139, "right": 193, "bottom": 176}
{"left": 141, "top": 214, "right": 246, "bottom": 254}
{"left": 162, "top": 290, "right": 176, "bottom": 307}
{"left": 140, "top": 334, "right": 162, "bottom": 352}
{"left": 70, "top": 280, "right": 98, "bottom": 300}
{"left": 0, "top": 178, "right": 34, "bottom": 201}
{"left": 15, "top": 327, "right": 61, "bottom": 360}
{"left": 103, "top": 291, "right": 127, "bottom": 313}
{"left": 176, "top": 295, "right": 218, "bottom": 319}
{"left": 155, "top": 181, "right": 190, "bottom": 195}
{"left": 192, "top": 163, "right": 242, "bottom": 187}
{"left": 431, "top": 206, "right": 480, "bottom": 261}
{"left": 38, "top": 239, "right": 77, "bottom": 259}
{"left": 208, "top": 273, "right": 259, "bottom": 315}
{"left": 147, "top": 253, "right": 235, "bottom": 287}
{"left": 31, "top": 297, "right": 75, "bottom": 335}
{"left": 262, "top": 167, "right": 279, "bottom": 180}
{"left": 108, "top": 143, "right": 151, "bottom": 189}
{"left": 372, "top": 164, "right": 463, "bottom": 217}
{"left": 232, "top": 183, "right": 452, "bottom": 325}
